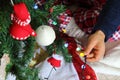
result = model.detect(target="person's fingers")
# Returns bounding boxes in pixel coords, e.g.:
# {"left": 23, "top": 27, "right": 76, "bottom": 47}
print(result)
{"left": 86, "top": 50, "right": 104, "bottom": 62}
{"left": 87, "top": 54, "right": 102, "bottom": 62}
{"left": 84, "top": 41, "right": 96, "bottom": 55}
{"left": 87, "top": 56, "right": 100, "bottom": 62}
{"left": 86, "top": 53, "right": 94, "bottom": 58}
{"left": 87, "top": 57, "right": 99, "bottom": 62}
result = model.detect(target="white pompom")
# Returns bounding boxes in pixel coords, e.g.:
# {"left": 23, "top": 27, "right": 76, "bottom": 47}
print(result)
{"left": 35, "top": 25, "right": 56, "bottom": 46}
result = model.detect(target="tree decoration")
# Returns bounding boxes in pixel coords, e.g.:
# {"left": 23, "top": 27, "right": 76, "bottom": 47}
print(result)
{"left": 10, "top": 2, "right": 36, "bottom": 40}
{"left": 38, "top": 54, "right": 63, "bottom": 80}
{"left": 48, "top": 19, "right": 57, "bottom": 26}
{"left": 76, "top": 47, "right": 81, "bottom": 51}
{"left": 47, "top": 54, "right": 62, "bottom": 67}
{"left": 29, "top": 43, "right": 49, "bottom": 68}
{"left": 33, "top": 0, "right": 46, "bottom": 10}
{"left": 49, "top": 7, "right": 54, "bottom": 13}
{"left": 33, "top": 3, "right": 39, "bottom": 9}
{"left": 35, "top": 25, "right": 56, "bottom": 46}
{"left": 44, "top": 54, "right": 62, "bottom": 80}
{"left": 79, "top": 52, "right": 85, "bottom": 57}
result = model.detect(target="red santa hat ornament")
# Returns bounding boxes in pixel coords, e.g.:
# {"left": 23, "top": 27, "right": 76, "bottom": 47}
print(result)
{"left": 10, "top": 2, "right": 36, "bottom": 40}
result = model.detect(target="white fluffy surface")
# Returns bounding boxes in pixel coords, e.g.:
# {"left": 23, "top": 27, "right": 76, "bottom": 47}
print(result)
{"left": 89, "top": 41, "right": 120, "bottom": 76}
{"left": 37, "top": 55, "right": 79, "bottom": 80}
{"left": 6, "top": 73, "right": 16, "bottom": 80}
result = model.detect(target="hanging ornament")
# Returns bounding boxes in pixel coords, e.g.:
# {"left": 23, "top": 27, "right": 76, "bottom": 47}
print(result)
{"left": 49, "top": 7, "right": 54, "bottom": 13}
{"left": 48, "top": 19, "right": 57, "bottom": 26}
{"left": 76, "top": 47, "right": 81, "bottom": 51}
{"left": 9, "top": 2, "right": 36, "bottom": 40}
{"left": 44, "top": 54, "right": 62, "bottom": 80}
{"left": 48, "top": 19, "right": 53, "bottom": 25}
{"left": 52, "top": 21, "right": 57, "bottom": 25}
{"left": 79, "top": 52, "right": 85, "bottom": 57}
{"left": 47, "top": 54, "right": 62, "bottom": 67}
{"left": 33, "top": 3, "right": 39, "bottom": 9}
{"left": 33, "top": 0, "right": 45, "bottom": 10}
{"left": 35, "top": 25, "right": 56, "bottom": 46}
{"left": 64, "top": 42, "right": 68, "bottom": 48}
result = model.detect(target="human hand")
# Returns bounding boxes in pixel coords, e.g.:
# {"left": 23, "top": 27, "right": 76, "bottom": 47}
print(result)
{"left": 84, "top": 30, "right": 105, "bottom": 62}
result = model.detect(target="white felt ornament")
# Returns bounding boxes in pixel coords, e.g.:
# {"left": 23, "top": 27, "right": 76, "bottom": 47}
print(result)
{"left": 35, "top": 25, "right": 56, "bottom": 46}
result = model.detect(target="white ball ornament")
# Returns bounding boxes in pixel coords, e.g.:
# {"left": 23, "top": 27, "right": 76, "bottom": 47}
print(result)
{"left": 35, "top": 25, "right": 56, "bottom": 46}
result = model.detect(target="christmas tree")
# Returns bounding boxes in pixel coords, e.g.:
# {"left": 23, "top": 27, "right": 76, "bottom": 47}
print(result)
{"left": 0, "top": 0, "right": 68, "bottom": 80}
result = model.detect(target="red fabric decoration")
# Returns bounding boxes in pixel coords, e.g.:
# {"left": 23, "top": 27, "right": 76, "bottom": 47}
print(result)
{"left": 13, "top": 3, "right": 30, "bottom": 21}
{"left": 10, "top": 2, "right": 36, "bottom": 40}
{"left": 10, "top": 23, "right": 36, "bottom": 40}
{"left": 47, "top": 54, "right": 62, "bottom": 68}
{"left": 47, "top": 57, "right": 61, "bottom": 67}
{"left": 62, "top": 34, "right": 97, "bottom": 80}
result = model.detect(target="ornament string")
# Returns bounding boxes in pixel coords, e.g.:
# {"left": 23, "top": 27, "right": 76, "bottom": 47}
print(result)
{"left": 44, "top": 67, "right": 56, "bottom": 80}
{"left": 81, "top": 55, "right": 87, "bottom": 80}
{"left": 10, "top": 0, "right": 14, "bottom": 6}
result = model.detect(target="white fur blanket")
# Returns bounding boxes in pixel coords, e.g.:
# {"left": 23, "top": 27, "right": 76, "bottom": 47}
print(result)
{"left": 37, "top": 56, "right": 80, "bottom": 80}
{"left": 89, "top": 40, "right": 120, "bottom": 76}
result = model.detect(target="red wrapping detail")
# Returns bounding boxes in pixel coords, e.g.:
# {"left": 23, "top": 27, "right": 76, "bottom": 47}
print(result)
{"left": 47, "top": 57, "right": 61, "bottom": 67}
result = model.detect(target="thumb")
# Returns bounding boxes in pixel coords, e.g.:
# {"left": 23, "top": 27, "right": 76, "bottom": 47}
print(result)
{"left": 84, "top": 42, "right": 95, "bottom": 55}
